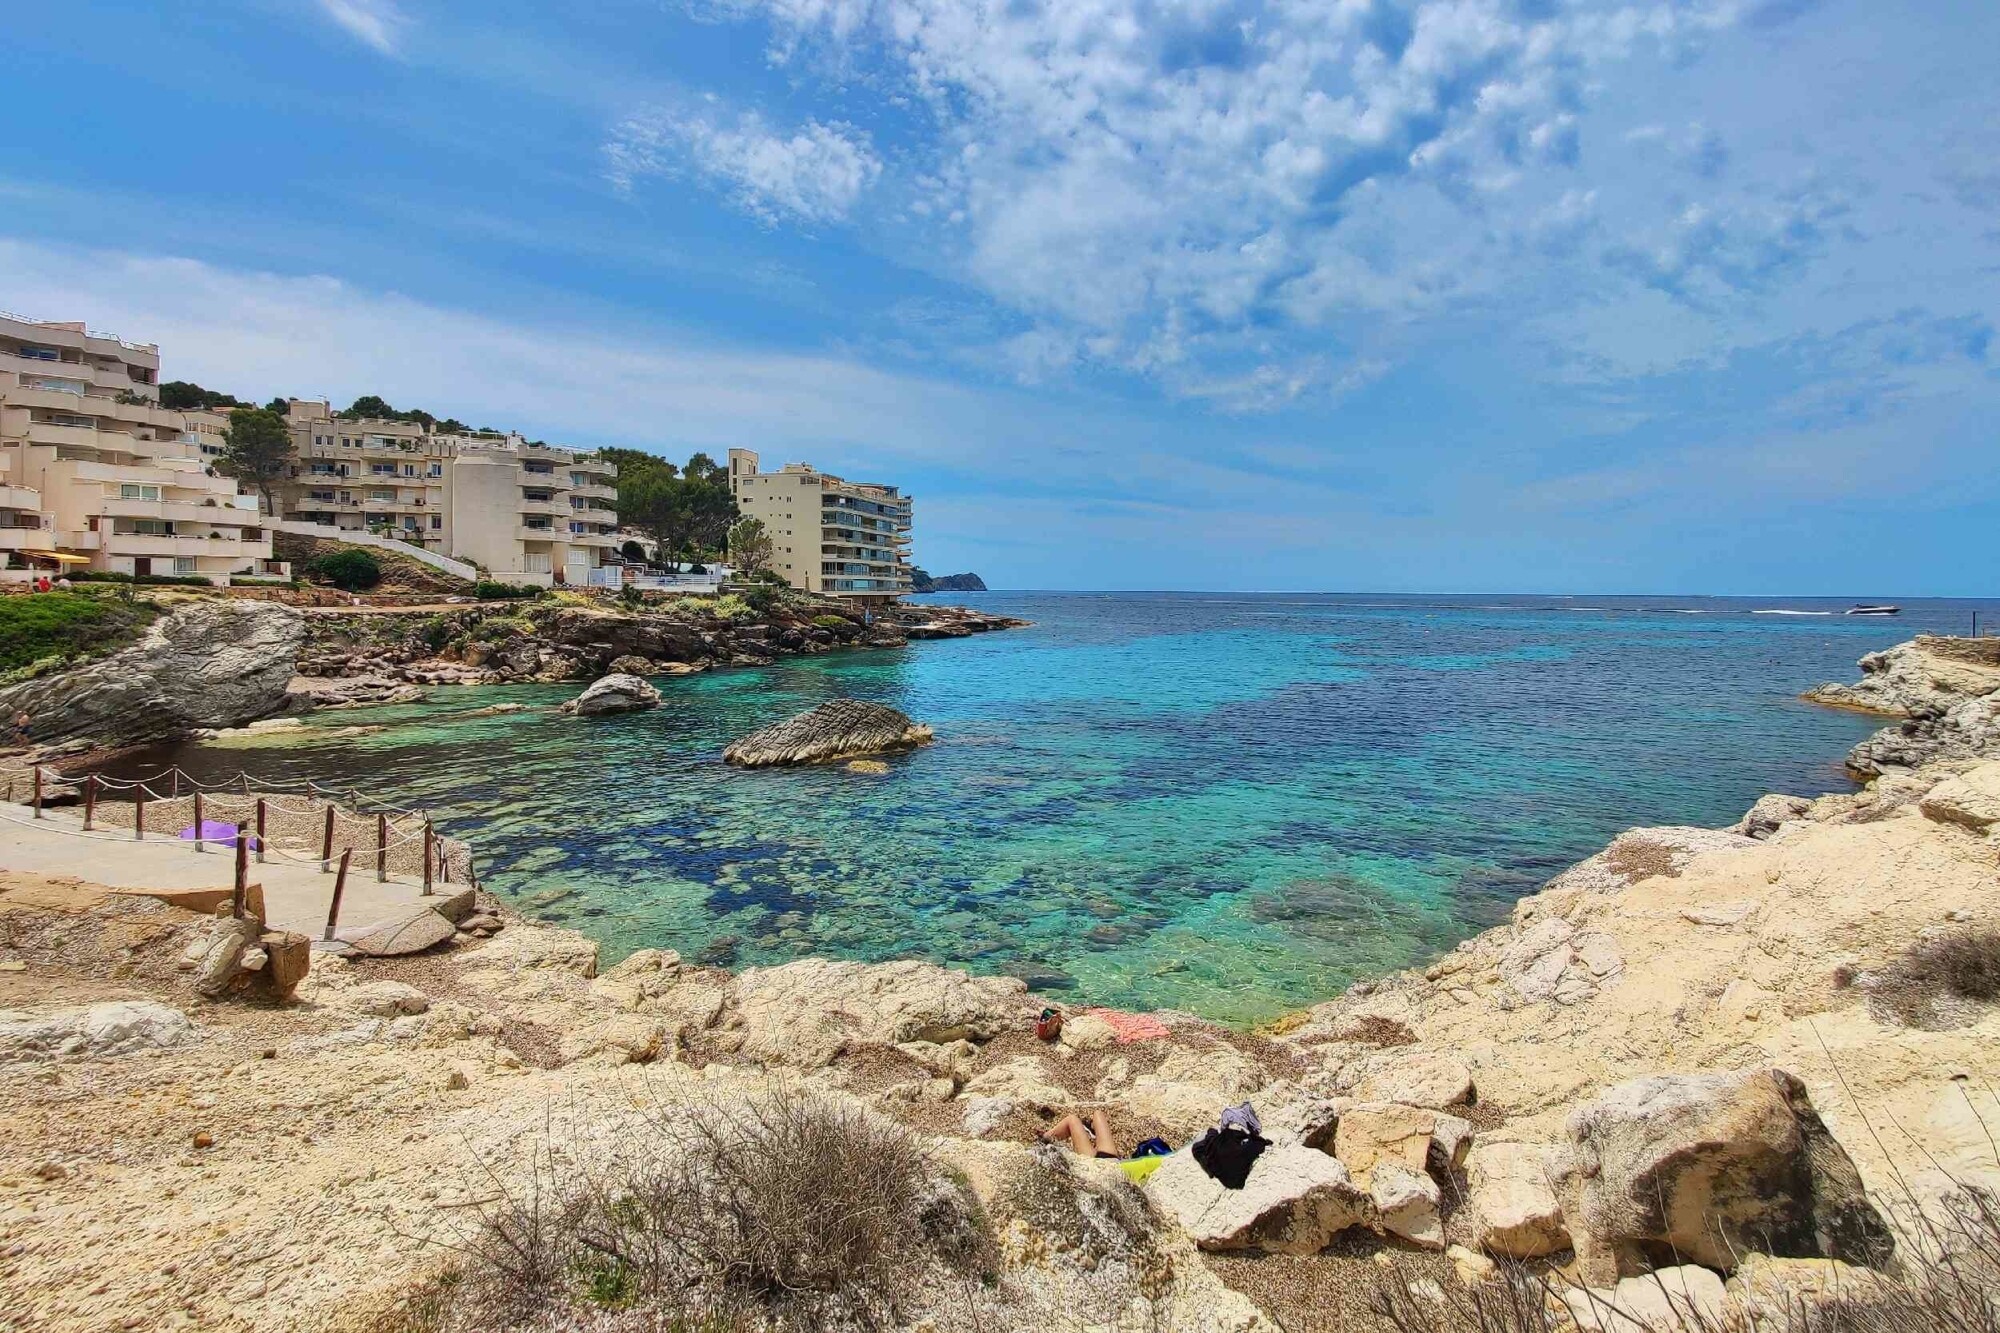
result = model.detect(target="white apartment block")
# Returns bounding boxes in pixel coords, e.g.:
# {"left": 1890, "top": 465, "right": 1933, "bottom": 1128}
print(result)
{"left": 0, "top": 312, "right": 286, "bottom": 584}
{"left": 271, "top": 409, "right": 621, "bottom": 587}
{"left": 443, "top": 432, "right": 619, "bottom": 586}
{"left": 727, "top": 448, "right": 913, "bottom": 600}
{"left": 280, "top": 399, "right": 452, "bottom": 549}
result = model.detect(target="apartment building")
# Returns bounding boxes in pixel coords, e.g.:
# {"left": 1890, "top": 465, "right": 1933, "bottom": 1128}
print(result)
{"left": 444, "top": 432, "right": 619, "bottom": 585}
{"left": 280, "top": 399, "right": 452, "bottom": 549}
{"left": 726, "top": 448, "right": 913, "bottom": 600}
{"left": 0, "top": 312, "right": 286, "bottom": 584}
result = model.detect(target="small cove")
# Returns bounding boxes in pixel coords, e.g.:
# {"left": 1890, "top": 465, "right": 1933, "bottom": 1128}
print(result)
{"left": 94, "top": 592, "right": 1985, "bottom": 1025}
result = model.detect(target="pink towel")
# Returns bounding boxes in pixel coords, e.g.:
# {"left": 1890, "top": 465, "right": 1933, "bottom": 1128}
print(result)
{"left": 1085, "top": 1008, "right": 1171, "bottom": 1043}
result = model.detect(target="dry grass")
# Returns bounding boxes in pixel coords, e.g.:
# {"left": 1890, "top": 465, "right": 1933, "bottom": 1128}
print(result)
{"left": 1865, "top": 929, "right": 2000, "bottom": 1030}
{"left": 428, "top": 1084, "right": 990, "bottom": 1331}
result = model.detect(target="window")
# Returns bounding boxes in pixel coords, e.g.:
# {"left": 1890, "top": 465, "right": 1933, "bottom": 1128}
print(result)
{"left": 173, "top": 557, "right": 197, "bottom": 575}
{"left": 429, "top": 463, "right": 442, "bottom": 477}
{"left": 430, "top": 515, "right": 442, "bottom": 530}
{"left": 119, "top": 483, "right": 161, "bottom": 501}
{"left": 369, "top": 489, "right": 395, "bottom": 501}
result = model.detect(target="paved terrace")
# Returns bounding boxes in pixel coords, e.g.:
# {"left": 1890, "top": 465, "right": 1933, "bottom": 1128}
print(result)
{"left": 0, "top": 797, "right": 441, "bottom": 939}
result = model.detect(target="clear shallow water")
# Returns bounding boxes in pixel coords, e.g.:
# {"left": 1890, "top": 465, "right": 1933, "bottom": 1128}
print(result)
{"left": 109, "top": 593, "right": 1999, "bottom": 1024}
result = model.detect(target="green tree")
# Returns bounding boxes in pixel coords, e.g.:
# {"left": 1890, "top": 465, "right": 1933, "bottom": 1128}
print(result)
{"left": 216, "top": 407, "right": 294, "bottom": 516}
{"left": 308, "top": 549, "right": 381, "bottom": 592}
{"left": 727, "top": 516, "right": 773, "bottom": 576}
{"left": 159, "top": 380, "right": 245, "bottom": 411}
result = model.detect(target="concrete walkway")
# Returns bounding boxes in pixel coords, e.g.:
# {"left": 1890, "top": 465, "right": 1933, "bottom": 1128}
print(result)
{"left": 0, "top": 803, "right": 433, "bottom": 938}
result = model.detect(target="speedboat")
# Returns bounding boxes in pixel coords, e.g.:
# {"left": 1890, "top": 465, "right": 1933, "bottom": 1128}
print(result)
{"left": 1844, "top": 605, "right": 1900, "bottom": 616}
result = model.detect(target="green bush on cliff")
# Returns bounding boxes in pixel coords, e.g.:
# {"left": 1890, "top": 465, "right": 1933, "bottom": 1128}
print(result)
{"left": 710, "top": 594, "right": 755, "bottom": 621}
{"left": 472, "top": 580, "right": 541, "bottom": 600}
{"left": 0, "top": 592, "right": 159, "bottom": 676}
{"left": 812, "top": 614, "right": 854, "bottom": 630}
{"left": 307, "top": 549, "right": 382, "bottom": 592}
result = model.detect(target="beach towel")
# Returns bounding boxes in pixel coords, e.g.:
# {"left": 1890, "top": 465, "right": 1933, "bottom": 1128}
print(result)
{"left": 1084, "top": 1008, "right": 1171, "bottom": 1043}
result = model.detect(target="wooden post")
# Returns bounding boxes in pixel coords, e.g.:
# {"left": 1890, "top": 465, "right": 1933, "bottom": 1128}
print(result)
{"left": 422, "top": 821, "right": 434, "bottom": 896}
{"left": 32, "top": 765, "right": 43, "bottom": 819}
{"left": 135, "top": 789, "right": 146, "bottom": 839}
{"left": 255, "top": 798, "right": 267, "bottom": 864}
{"left": 376, "top": 812, "right": 388, "bottom": 883}
{"left": 231, "top": 824, "right": 249, "bottom": 919}
{"left": 83, "top": 775, "right": 97, "bottom": 830}
{"left": 324, "top": 850, "right": 352, "bottom": 941}
{"left": 192, "top": 791, "right": 205, "bottom": 851}
{"left": 320, "top": 804, "right": 336, "bottom": 872}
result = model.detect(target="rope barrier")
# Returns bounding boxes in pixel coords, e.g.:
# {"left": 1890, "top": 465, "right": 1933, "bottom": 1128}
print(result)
{"left": 27, "top": 762, "right": 430, "bottom": 817}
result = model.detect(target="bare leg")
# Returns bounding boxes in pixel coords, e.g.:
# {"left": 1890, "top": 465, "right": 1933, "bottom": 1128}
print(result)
{"left": 1089, "top": 1110, "right": 1117, "bottom": 1157}
{"left": 1040, "top": 1114, "right": 1085, "bottom": 1151}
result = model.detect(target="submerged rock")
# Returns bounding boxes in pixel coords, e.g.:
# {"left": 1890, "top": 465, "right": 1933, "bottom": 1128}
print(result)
{"left": 722, "top": 699, "right": 933, "bottom": 767}
{"left": 560, "top": 673, "right": 662, "bottom": 717}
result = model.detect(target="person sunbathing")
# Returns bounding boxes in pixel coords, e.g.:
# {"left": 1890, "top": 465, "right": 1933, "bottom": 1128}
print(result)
{"left": 1041, "top": 1108, "right": 1120, "bottom": 1160}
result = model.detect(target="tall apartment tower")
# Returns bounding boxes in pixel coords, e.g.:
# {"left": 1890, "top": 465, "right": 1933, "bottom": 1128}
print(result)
{"left": 727, "top": 448, "right": 913, "bottom": 600}
{"left": 0, "top": 312, "right": 285, "bottom": 584}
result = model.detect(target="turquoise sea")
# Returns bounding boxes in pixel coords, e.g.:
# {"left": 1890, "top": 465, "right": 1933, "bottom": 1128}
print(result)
{"left": 110, "top": 594, "right": 1999, "bottom": 1024}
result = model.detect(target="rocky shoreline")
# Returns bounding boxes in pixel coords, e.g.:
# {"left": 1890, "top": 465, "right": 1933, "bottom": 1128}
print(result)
{"left": 1, "top": 636, "right": 1997, "bottom": 1331}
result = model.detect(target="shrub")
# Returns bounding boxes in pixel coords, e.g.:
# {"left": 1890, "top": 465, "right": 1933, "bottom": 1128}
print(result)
{"left": 710, "top": 594, "right": 754, "bottom": 621}
{"left": 0, "top": 591, "right": 159, "bottom": 675}
{"left": 740, "top": 583, "right": 778, "bottom": 614}
{"left": 69, "top": 570, "right": 215, "bottom": 587}
{"left": 752, "top": 569, "right": 787, "bottom": 585}
{"left": 472, "top": 581, "right": 542, "bottom": 600}
{"left": 617, "top": 584, "right": 645, "bottom": 609}
{"left": 308, "top": 549, "right": 382, "bottom": 592}
{"left": 1867, "top": 930, "right": 2000, "bottom": 1030}
{"left": 435, "top": 1086, "right": 986, "bottom": 1330}
{"left": 813, "top": 614, "right": 855, "bottom": 630}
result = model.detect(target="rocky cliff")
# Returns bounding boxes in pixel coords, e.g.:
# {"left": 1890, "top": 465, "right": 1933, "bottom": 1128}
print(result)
{"left": 911, "top": 569, "right": 989, "bottom": 593}
{"left": 1805, "top": 635, "right": 2000, "bottom": 775}
{"left": 0, "top": 599, "right": 303, "bottom": 751}
{"left": 298, "top": 596, "right": 1025, "bottom": 686}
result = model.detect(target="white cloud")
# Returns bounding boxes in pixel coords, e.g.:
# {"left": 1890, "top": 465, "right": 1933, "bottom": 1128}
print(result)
{"left": 0, "top": 238, "right": 979, "bottom": 463}
{"left": 607, "top": 105, "right": 880, "bottom": 226}
{"left": 687, "top": 0, "right": 1779, "bottom": 396}
{"left": 315, "top": 0, "right": 407, "bottom": 56}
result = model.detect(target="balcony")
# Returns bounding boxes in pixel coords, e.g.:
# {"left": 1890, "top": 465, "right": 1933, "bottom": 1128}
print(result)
{"left": 101, "top": 497, "right": 251, "bottom": 526}
{"left": 568, "top": 482, "right": 616, "bottom": 501}
{"left": 0, "top": 484, "right": 43, "bottom": 512}
{"left": 518, "top": 526, "right": 562, "bottom": 544}
{"left": 99, "top": 533, "right": 269, "bottom": 559}
{"left": 0, "top": 524, "right": 54, "bottom": 551}
{"left": 518, "top": 498, "right": 570, "bottom": 517}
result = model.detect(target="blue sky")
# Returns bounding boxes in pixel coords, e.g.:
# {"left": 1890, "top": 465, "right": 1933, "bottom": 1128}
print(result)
{"left": 4, "top": 0, "right": 1996, "bottom": 593}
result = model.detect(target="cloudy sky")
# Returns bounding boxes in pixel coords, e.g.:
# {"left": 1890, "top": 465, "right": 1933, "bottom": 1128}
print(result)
{"left": 5, "top": 0, "right": 1996, "bottom": 592}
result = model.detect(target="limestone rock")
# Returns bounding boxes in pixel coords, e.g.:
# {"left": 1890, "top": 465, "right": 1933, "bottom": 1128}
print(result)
{"left": 1369, "top": 1160, "right": 1444, "bottom": 1249}
{"left": 346, "top": 980, "right": 430, "bottom": 1017}
{"left": 1724, "top": 1254, "right": 1895, "bottom": 1321}
{"left": 1353, "top": 1051, "right": 1474, "bottom": 1108}
{"left": 432, "top": 888, "right": 477, "bottom": 924}
{"left": 1805, "top": 638, "right": 2000, "bottom": 718}
{"left": 1059, "top": 1011, "right": 1121, "bottom": 1052}
{"left": 0, "top": 600, "right": 304, "bottom": 748}
{"left": 723, "top": 699, "right": 934, "bottom": 767}
{"left": 190, "top": 914, "right": 264, "bottom": 998}
{"left": 558, "top": 1015, "right": 668, "bottom": 1066}
{"left": 1335, "top": 1102, "right": 1472, "bottom": 1181}
{"left": 1736, "top": 793, "right": 1813, "bottom": 839}
{"left": 342, "top": 908, "right": 458, "bottom": 957}
{"left": 1918, "top": 760, "right": 2000, "bottom": 832}
{"left": 0, "top": 1001, "right": 196, "bottom": 1062}
{"left": 724, "top": 958, "right": 1032, "bottom": 1067}
{"left": 1466, "top": 1141, "right": 1570, "bottom": 1259}
{"left": 560, "top": 673, "right": 661, "bottom": 717}
{"left": 1147, "top": 1142, "right": 1373, "bottom": 1254}
{"left": 605, "top": 654, "right": 655, "bottom": 676}
{"left": 1263, "top": 1095, "right": 1347, "bottom": 1151}
{"left": 1560, "top": 1068, "right": 1894, "bottom": 1283}
{"left": 962, "top": 1096, "right": 1015, "bottom": 1138}
{"left": 1564, "top": 1265, "right": 1728, "bottom": 1333}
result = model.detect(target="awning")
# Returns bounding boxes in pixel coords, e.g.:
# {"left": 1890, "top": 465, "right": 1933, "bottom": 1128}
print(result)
{"left": 21, "top": 551, "right": 93, "bottom": 565}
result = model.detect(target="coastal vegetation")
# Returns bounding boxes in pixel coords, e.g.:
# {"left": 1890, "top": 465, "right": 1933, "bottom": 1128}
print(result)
{"left": 306, "top": 547, "right": 383, "bottom": 592}
{"left": 604, "top": 448, "right": 737, "bottom": 568}
{"left": 214, "top": 405, "right": 293, "bottom": 514}
{"left": 0, "top": 589, "right": 158, "bottom": 680}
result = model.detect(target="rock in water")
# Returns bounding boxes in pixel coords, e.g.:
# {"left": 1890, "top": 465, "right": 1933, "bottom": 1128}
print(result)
{"left": 723, "top": 699, "right": 933, "bottom": 766}
{"left": 0, "top": 600, "right": 303, "bottom": 748}
{"left": 560, "top": 673, "right": 662, "bottom": 716}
